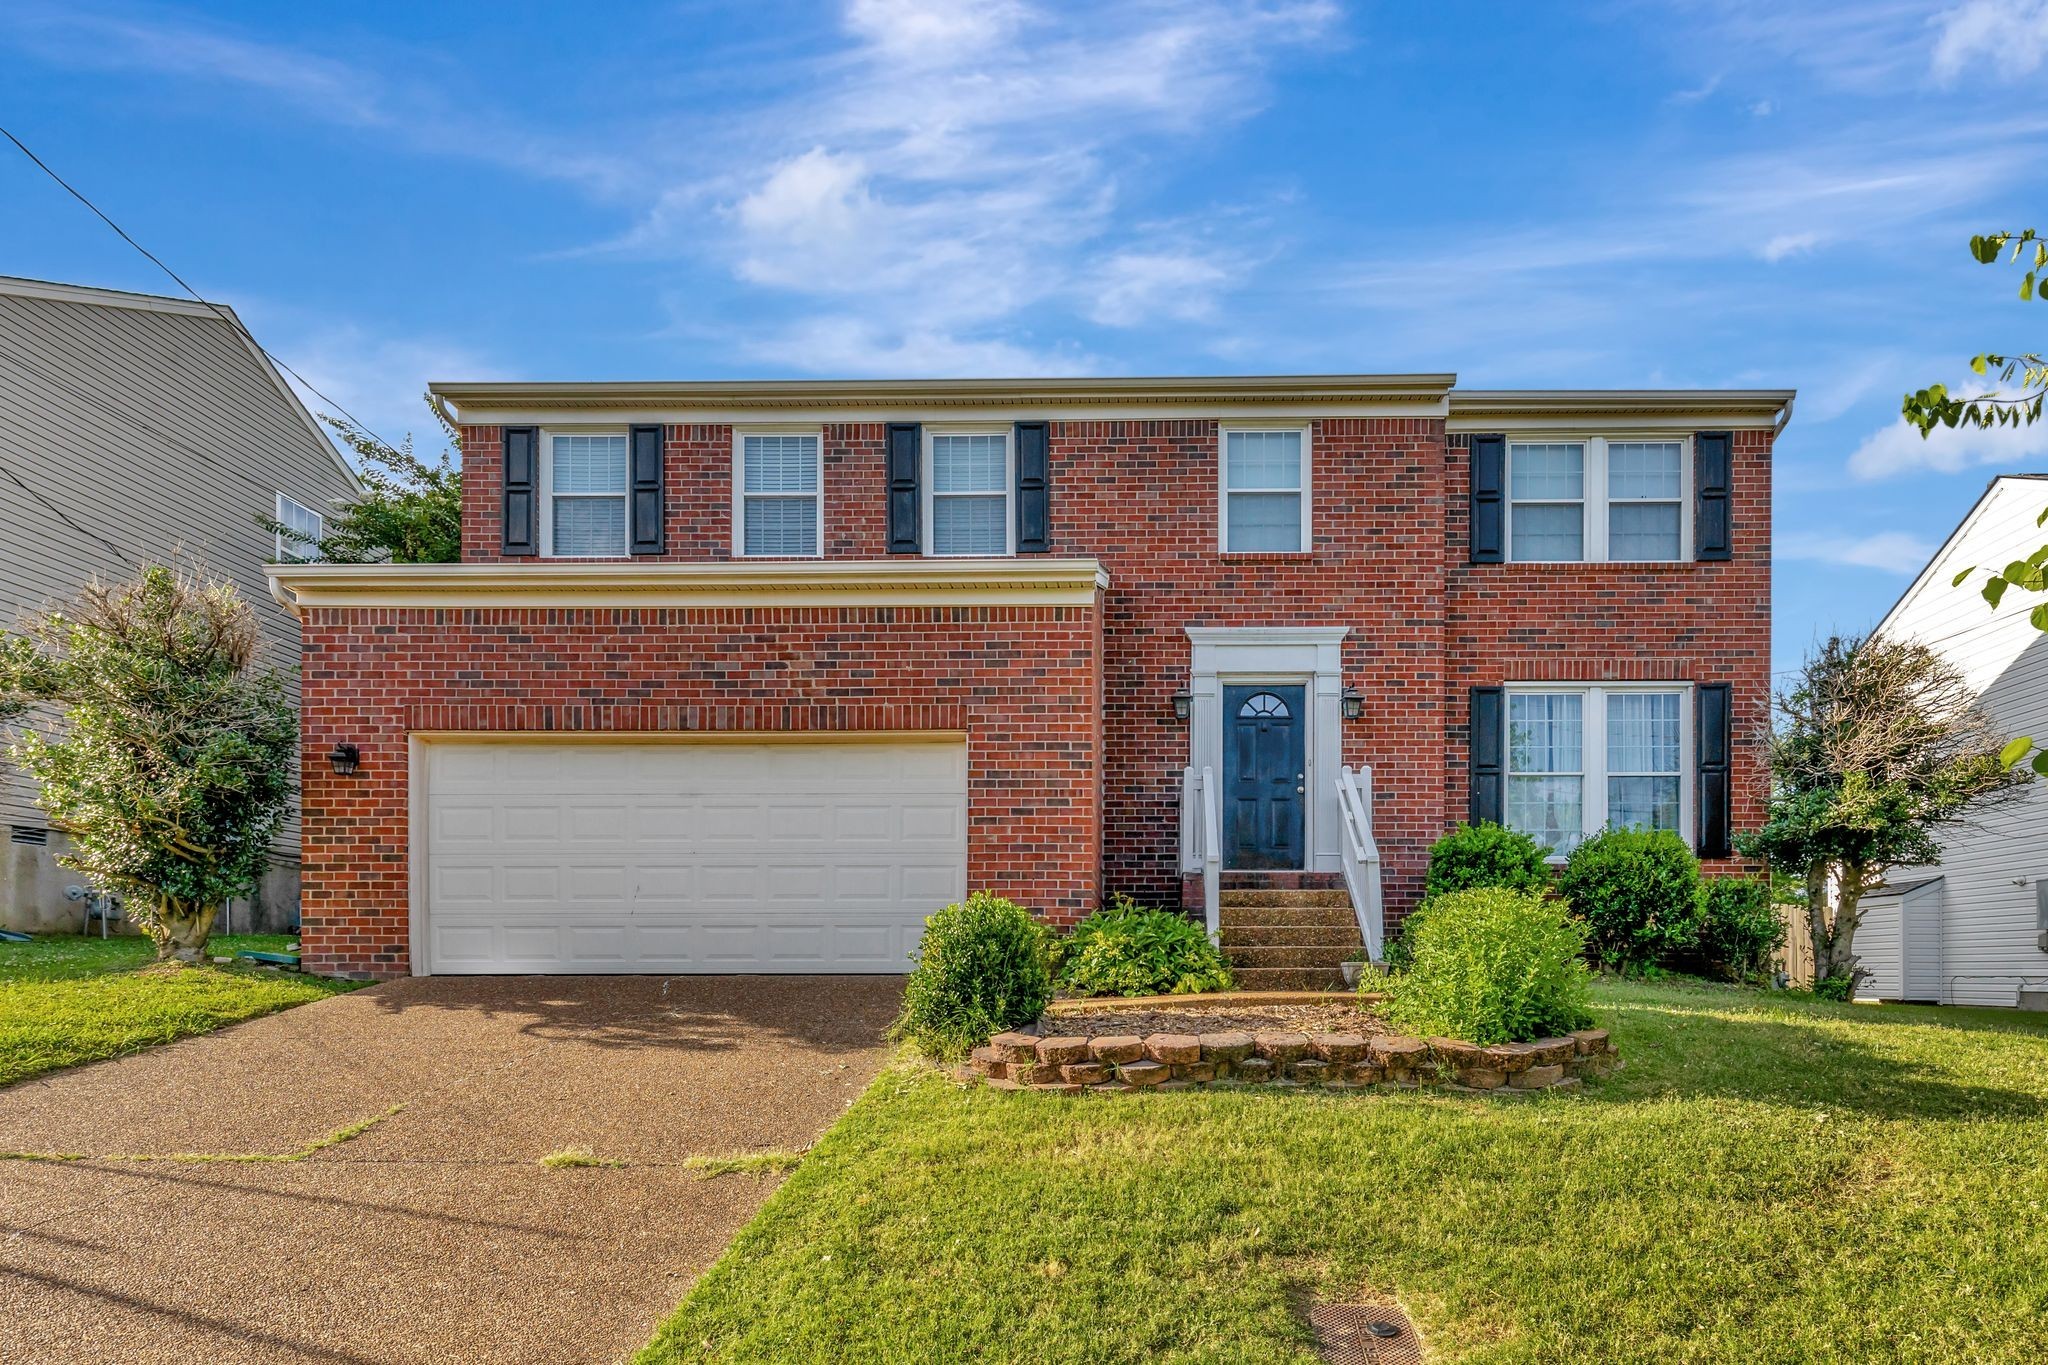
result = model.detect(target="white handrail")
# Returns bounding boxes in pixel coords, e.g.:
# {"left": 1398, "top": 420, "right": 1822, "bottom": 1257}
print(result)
{"left": 1336, "top": 765, "right": 1385, "bottom": 961}
{"left": 1180, "top": 765, "right": 1223, "bottom": 941}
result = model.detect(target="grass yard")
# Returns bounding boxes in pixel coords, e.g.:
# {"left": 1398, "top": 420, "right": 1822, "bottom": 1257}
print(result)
{"left": 0, "top": 933, "right": 359, "bottom": 1087}
{"left": 640, "top": 980, "right": 2048, "bottom": 1364}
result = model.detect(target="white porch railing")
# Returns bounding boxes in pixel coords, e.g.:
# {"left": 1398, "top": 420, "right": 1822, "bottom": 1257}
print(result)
{"left": 1336, "top": 765, "right": 1385, "bottom": 961}
{"left": 1180, "top": 765, "right": 1223, "bottom": 940}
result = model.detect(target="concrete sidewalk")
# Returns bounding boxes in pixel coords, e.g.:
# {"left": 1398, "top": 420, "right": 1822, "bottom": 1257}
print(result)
{"left": 0, "top": 975, "right": 902, "bottom": 1364}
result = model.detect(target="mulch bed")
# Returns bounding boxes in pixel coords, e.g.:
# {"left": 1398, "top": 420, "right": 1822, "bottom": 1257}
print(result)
{"left": 1038, "top": 1002, "right": 1385, "bottom": 1037}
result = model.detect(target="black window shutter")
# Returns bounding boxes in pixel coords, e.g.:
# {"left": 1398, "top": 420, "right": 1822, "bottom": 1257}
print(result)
{"left": 629, "top": 424, "right": 665, "bottom": 556}
{"left": 1015, "top": 421, "right": 1049, "bottom": 553}
{"left": 886, "top": 422, "right": 922, "bottom": 554}
{"left": 1469, "top": 434, "right": 1505, "bottom": 563}
{"left": 1697, "top": 683, "right": 1732, "bottom": 858}
{"left": 1694, "top": 431, "right": 1733, "bottom": 561}
{"left": 501, "top": 426, "right": 538, "bottom": 557}
{"left": 1469, "top": 687, "right": 1504, "bottom": 825}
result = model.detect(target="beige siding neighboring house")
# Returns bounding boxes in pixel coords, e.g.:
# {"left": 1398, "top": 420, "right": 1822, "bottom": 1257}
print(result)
{"left": 0, "top": 275, "right": 359, "bottom": 933}
{"left": 1860, "top": 474, "right": 2048, "bottom": 1007}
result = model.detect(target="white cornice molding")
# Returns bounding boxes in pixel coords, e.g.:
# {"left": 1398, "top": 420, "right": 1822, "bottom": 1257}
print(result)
{"left": 265, "top": 558, "right": 1110, "bottom": 615}
{"left": 1447, "top": 389, "right": 1797, "bottom": 432}
{"left": 431, "top": 374, "right": 1460, "bottom": 424}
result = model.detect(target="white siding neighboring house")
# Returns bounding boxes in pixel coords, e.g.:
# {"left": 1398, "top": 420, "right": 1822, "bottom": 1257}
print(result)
{"left": 1860, "top": 474, "right": 2048, "bottom": 1007}
{"left": 0, "top": 275, "right": 360, "bottom": 933}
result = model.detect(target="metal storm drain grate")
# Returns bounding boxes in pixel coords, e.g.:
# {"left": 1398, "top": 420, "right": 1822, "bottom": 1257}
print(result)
{"left": 1308, "top": 1302, "right": 1424, "bottom": 1365}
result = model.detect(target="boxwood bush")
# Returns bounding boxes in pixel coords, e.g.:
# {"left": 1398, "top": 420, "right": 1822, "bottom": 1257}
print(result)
{"left": 1423, "top": 822, "right": 1554, "bottom": 900}
{"left": 1557, "top": 828, "right": 1703, "bottom": 971}
{"left": 1381, "top": 887, "right": 1593, "bottom": 1045}
{"left": 1055, "top": 894, "right": 1234, "bottom": 998}
{"left": 890, "top": 892, "right": 1054, "bottom": 1058}
{"left": 1694, "top": 876, "right": 1784, "bottom": 982}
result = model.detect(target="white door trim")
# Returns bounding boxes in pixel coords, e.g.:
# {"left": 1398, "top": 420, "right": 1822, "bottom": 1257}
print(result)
{"left": 1184, "top": 627, "right": 1349, "bottom": 872}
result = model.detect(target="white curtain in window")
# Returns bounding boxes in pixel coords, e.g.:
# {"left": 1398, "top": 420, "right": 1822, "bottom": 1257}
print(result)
{"left": 1606, "top": 691, "right": 1681, "bottom": 831}
{"left": 1507, "top": 692, "right": 1584, "bottom": 853}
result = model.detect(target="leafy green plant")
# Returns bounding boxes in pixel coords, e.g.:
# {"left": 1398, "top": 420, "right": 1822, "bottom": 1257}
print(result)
{"left": 1812, "top": 972, "right": 1856, "bottom": 1003}
{"left": 260, "top": 403, "right": 461, "bottom": 564}
{"left": 1424, "top": 822, "right": 1553, "bottom": 900}
{"left": 1693, "top": 877, "right": 1784, "bottom": 982}
{"left": 1381, "top": 887, "right": 1593, "bottom": 1045}
{"left": 889, "top": 892, "right": 1054, "bottom": 1058}
{"left": 1558, "top": 828, "right": 1703, "bottom": 971}
{"left": 1054, "top": 894, "right": 1233, "bottom": 997}
{"left": 0, "top": 567, "right": 296, "bottom": 962}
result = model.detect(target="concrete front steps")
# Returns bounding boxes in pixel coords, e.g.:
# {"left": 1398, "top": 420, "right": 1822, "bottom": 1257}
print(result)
{"left": 1218, "top": 874, "right": 1363, "bottom": 991}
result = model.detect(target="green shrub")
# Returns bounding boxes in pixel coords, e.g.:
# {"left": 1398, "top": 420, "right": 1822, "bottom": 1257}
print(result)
{"left": 1382, "top": 887, "right": 1594, "bottom": 1044}
{"left": 1424, "top": 822, "right": 1554, "bottom": 900}
{"left": 1694, "top": 877, "right": 1784, "bottom": 981}
{"left": 890, "top": 892, "right": 1054, "bottom": 1057}
{"left": 1812, "top": 972, "right": 1856, "bottom": 1002}
{"left": 1055, "top": 894, "right": 1234, "bottom": 997}
{"left": 1557, "top": 828, "right": 1703, "bottom": 970}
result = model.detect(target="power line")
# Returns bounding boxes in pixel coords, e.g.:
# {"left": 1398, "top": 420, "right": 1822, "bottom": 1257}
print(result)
{"left": 0, "top": 122, "right": 394, "bottom": 450}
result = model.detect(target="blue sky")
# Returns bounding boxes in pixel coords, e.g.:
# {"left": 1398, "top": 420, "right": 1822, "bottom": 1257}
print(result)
{"left": 4, "top": 0, "right": 2047, "bottom": 680}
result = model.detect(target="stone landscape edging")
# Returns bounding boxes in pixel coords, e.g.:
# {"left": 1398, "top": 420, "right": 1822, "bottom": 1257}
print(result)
{"left": 967, "top": 1026, "right": 1618, "bottom": 1094}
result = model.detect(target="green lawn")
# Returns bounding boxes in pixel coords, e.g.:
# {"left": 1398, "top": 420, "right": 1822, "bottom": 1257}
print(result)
{"left": 639, "top": 980, "right": 2048, "bottom": 1364}
{"left": 0, "top": 933, "right": 359, "bottom": 1087}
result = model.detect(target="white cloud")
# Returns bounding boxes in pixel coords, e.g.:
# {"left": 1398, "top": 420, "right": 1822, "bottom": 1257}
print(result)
{"left": 1759, "top": 230, "right": 1820, "bottom": 261}
{"left": 266, "top": 323, "right": 505, "bottom": 458}
{"left": 1932, "top": 0, "right": 2048, "bottom": 82}
{"left": 1085, "top": 251, "right": 1234, "bottom": 327}
{"left": 734, "top": 315, "right": 1091, "bottom": 377}
{"left": 1778, "top": 529, "right": 1938, "bottom": 572}
{"left": 1848, "top": 392, "right": 2048, "bottom": 480}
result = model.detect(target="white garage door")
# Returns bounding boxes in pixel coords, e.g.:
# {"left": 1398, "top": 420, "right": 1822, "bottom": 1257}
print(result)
{"left": 422, "top": 738, "right": 966, "bottom": 974}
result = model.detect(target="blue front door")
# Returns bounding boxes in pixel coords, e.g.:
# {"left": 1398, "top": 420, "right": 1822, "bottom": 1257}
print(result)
{"left": 1223, "top": 684, "right": 1306, "bottom": 870}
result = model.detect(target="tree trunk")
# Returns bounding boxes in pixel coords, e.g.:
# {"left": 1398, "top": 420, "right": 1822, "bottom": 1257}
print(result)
{"left": 1813, "top": 863, "right": 1868, "bottom": 988}
{"left": 150, "top": 897, "right": 219, "bottom": 964}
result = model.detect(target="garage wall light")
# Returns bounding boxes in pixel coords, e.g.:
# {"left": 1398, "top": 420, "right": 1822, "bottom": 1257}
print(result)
{"left": 328, "top": 743, "right": 361, "bottom": 776}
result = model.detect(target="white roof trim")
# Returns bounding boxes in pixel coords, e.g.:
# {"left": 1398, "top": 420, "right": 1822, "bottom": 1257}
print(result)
{"left": 1872, "top": 475, "right": 2046, "bottom": 640}
{"left": 265, "top": 558, "right": 1110, "bottom": 615}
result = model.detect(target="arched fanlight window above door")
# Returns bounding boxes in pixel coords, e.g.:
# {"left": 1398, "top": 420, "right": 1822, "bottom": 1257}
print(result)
{"left": 1238, "top": 691, "right": 1291, "bottom": 719}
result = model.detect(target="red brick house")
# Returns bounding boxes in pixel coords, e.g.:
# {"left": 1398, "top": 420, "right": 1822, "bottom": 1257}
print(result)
{"left": 267, "top": 375, "right": 1784, "bottom": 981}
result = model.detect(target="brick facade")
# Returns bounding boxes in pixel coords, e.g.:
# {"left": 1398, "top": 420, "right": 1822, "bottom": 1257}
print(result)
{"left": 302, "top": 402, "right": 1770, "bottom": 977}
{"left": 297, "top": 604, "right": 1101, "bottom": 977}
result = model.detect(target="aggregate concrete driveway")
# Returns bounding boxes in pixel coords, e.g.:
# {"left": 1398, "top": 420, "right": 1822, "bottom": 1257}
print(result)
{"left": 0, "top": 975, "right": 903, "bottom": 1365}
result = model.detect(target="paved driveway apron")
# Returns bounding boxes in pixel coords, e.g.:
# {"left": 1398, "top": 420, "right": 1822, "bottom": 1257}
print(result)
{"left": 0, "top": 975, "right": 902, "bottom": 1364}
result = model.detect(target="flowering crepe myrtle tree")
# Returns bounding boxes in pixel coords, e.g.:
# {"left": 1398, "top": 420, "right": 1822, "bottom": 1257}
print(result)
{"left": 1737, "top": 636, "right": 2028, "bottom": 992}
{"left": 0, "top": 566, "right": 296, "bottom": 962}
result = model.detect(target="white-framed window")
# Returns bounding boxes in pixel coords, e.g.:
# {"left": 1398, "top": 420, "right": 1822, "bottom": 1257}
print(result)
{"left": 925, "top": 429, "right": 1012, "bottom": 557}
{"left": 1220, "top": 426, "right": 1310, "bottom": 553}
{"left": 1504, "top": 684, "right": 1691, "bottom": 856}
{"left": 733, "top": 430, "right": 822, "bottom": 557}
{"left": 542, "top": 432, "right": 629, "bottom": 557}
{"left": 1505, "top": 436, "right": 1689, "bottom": 563}
{"left": 274, "top": 493, "right": 324, "bottom": 562}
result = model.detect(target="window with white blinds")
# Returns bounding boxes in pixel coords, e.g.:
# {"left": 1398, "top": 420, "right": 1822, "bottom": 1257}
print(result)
{"left": 1503, "top": 685, "right": 1690, "bottom": 856}
{"left": 927, "top": 431, "right": 1011, "bottom": 556}
{"left": 1505, "top": 436, "right": 1689, "bottom": 562}
{"left": 1221, "top": 428, "right": 1308, "bottom": 552}
{"left": 545, "top": 433, "right": 629, "bottom": 556}
{"left": 737, "top": 433, "right": 822, "bottom": 557}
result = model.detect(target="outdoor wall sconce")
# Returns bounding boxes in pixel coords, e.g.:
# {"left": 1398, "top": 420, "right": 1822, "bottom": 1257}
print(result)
{"left": 1341, "top": 688, "right": 1364, "bottom": 721}
{"left": 328, "top": 743, "right": 361, "bottom": 777}
{"left": 1170, "top": 691, "right": 1193, "bottom": 723}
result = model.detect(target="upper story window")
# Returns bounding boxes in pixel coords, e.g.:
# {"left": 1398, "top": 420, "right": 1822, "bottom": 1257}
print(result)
{"left": 1506, "top": 436, "right": 1688, "bottom": 563}
{"left": 736, "top": 432, "right": 822, "bottom": 557}
{"left": 543, "top": 433, "right": 629, "bottom": 557}
{"left": 926, "top": 430, "right": 1011, "bottom": 556}
{"left": 274, "top": 493, "right": 324, "bottom": 562}
{"left": 1221, "top": 427, "right": 1309, "bottom": 553}
{"left": 1504, "top": 685, "right": 1689, "bottom": 857}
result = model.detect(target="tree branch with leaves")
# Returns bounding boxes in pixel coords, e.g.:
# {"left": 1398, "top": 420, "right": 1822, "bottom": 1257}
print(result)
{"left": 263, "top": 396, "right": 461, "bottom": 564}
